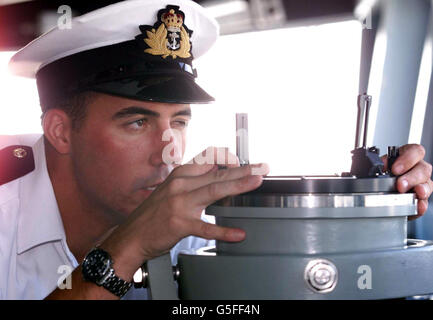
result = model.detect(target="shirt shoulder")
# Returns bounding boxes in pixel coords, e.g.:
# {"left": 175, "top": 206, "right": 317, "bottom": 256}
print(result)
{"left": 0, "top": 134, "right": 40, "bottom": 189}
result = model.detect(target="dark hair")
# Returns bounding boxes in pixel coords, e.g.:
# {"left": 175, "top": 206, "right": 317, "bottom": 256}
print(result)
{"left": 41, "top": 91, "right": 97, "bottom": 131}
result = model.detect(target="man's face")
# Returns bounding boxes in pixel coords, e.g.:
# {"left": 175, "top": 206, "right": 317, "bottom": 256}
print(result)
{"left": 69, "top": 92, "right": 190, "bottom": 218}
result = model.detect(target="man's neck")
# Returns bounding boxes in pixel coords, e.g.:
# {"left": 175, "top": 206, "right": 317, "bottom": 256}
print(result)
{"left": 45, "top": 142, "right": 122, "bottom": 262}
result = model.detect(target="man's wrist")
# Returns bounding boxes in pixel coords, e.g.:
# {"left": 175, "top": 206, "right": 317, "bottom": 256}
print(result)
{"left": 97, "top": 234, "right": 147, "bottom": 283}
{"left": 81, "top": 247, "right": 133, "bottom": 298}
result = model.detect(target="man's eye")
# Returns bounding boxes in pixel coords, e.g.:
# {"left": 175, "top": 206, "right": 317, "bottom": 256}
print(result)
{"left": 173, "top": 120, "right": 189, "bottom": 128}
{"left": 128, "top": 118, "right": 148, "bottom": 129}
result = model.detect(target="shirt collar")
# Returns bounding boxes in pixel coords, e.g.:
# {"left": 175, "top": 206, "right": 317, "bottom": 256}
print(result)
{"left": 17, "top": 136, "right": 66, "bottom": 254}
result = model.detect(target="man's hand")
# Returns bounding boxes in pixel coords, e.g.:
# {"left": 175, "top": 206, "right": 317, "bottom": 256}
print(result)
{"left": 382, "top": 144, "right": 433, "bottom": 219}
{"left": 100, "top": 147, "right": 270, "bottom": 279}
{"left": 46, "top": 147, "right": 269, "bottom": 300}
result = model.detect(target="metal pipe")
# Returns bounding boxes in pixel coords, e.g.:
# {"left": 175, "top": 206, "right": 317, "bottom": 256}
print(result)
{"left": 355, "top": 94, "right": 372, "bottom": 149}
{"left": 362, "top": 94, "right": 372, "bottom": 148}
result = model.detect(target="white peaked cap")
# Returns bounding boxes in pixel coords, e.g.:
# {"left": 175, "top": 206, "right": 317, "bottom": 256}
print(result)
{"left": 8, "top": 0, "right": 220, "bottom": 105}
{"left": 9, "top": 0, "right": 219, "bottom": 78}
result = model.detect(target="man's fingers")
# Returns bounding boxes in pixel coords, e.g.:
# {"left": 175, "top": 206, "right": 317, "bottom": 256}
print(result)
{"left": 413, "top": 181, "right": 433, "bottom": 200}
{"left": 190, "top": 219, "right": 245, "bottom": 242}
{"left": 408, "top": 200, "right": 429, "bottom": 220}
{"left": 190, "top": 174, "right": 264, "bottom": 207}
{"left": 188, "top": 147, "right": 240, "bottom": 168}
{"left": 169, "top": 147, "right": 240, "bottom": 178}
{"left": 392, "top": 144, "right": 426, "bottom": 176}
{"left": 166, "top": 163, "right": 269, "bottom": 195}
{"left": 397, "top": 161, "right": 432, "bottom": 193}
{"left": 189, "top": 163, "right": 269, "bottom": 192}
{"left": 418, "top": 199, "right": 429, "bottom": 216}
{"left": 170, "top": 163, "right": 216, "bottom": 178}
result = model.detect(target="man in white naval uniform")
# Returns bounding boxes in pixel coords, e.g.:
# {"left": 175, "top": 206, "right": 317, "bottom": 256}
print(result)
{"left": 1, "top": 0, "right": 432, "bottom": 300}
{"left": 2, "top": 0, "right": 261, "bottom": 300}
{"left": 0, "top": 134, "right": 212, "bottom": 300}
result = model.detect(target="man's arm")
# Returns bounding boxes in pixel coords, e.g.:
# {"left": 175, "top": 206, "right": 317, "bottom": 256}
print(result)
{"left": 46, "top": 235, "right": 143, "bottom": 300}
{"left": 46, "top": 150, "right": 269, "bottom": 299}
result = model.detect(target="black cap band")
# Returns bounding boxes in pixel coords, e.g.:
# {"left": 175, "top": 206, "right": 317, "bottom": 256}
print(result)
{"left": 36, "top": 39, "right": 214, "bottom": 109}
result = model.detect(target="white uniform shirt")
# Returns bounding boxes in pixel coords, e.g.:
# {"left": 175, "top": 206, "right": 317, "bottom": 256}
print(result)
{"left": 0, "top": 134, "right": 212, "bottom": 300}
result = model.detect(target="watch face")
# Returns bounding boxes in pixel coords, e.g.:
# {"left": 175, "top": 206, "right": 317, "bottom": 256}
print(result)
{"left": 82, "top": 248, "right": 112, "bottom": 282}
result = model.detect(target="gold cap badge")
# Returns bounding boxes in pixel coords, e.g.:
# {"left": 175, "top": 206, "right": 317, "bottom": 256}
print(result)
{"left": 138, "top": 5, "right": 192, "bottom": 60}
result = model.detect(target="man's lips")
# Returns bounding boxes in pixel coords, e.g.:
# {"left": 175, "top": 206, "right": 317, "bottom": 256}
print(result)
{"left": 142, "top": 182, "right": 164, "bottom": 191}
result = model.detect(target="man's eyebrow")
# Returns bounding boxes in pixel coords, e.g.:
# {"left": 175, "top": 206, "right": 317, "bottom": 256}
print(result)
{"left": 112, "top": 107, "right": 160, "bottom": 119}
{"left": 173, "top": 109, "right": 192, "bottom": 118}
{"left": 112, "top": 106, "right": 192, "bottom": 120}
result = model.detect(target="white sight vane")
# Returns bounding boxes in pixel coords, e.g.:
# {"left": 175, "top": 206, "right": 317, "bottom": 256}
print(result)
{"left": 236, "top": 113, "right": 250, "bottom": 166}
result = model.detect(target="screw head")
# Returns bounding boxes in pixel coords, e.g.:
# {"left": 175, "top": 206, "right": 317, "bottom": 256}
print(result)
{"left": 304, "top": 259, "right": 338, "bottom": 293}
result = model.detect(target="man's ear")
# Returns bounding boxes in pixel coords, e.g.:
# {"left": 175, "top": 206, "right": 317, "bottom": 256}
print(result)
{"left": 42, "top": 109, "right": 73, "bottom": 154}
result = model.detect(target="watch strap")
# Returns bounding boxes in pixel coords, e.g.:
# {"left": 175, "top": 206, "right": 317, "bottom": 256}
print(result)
{"left": 102, "top": 268, "right": 133, "bottom": 298}
{"left": 82, "top": 247, "right": 133, "bottom": 298}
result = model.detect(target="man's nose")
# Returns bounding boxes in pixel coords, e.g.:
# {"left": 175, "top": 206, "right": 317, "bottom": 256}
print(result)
{"left": 149, "top": 125, "right": 182, "bottom": 167}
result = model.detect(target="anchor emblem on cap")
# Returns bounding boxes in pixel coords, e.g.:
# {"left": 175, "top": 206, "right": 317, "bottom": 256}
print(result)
{"left": 138, "top": 5, "right": 192, "bottom": 60}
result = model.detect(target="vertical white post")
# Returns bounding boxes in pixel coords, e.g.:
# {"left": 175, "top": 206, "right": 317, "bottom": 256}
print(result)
{"left": 236, "top": 113, "right": 250, "bottom": 166}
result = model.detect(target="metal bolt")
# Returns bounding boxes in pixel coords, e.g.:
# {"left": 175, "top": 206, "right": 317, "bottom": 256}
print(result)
{"left": 313, "top": 268, "right": 332, "bottom": 285}
{"left": 304, "top": 259, "right": 338, "bottom": 293}
{"left": 133, "top": 264, "right": 180, "bottom": 288}
{"left": 172, "top": 265, "right": 180, "bottom": 281}
{"left": 133, "top": 264, "right": 149, "bottom": 288}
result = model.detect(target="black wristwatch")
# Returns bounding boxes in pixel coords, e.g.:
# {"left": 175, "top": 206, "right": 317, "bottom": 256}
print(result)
{"left": 82, "top": 247, "right": 132, "bottom": 298}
